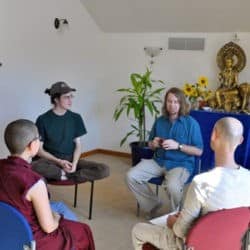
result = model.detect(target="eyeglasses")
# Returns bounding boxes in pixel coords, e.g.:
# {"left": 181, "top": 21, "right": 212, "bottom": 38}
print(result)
{"left": 27, "top": 135, "right": 41, "bottom": 147}
{"left": 30, "top": 135, "right": 42, "bottom": 143}
{"left": 61, "top": 94, "right": 74, "bottom": 100}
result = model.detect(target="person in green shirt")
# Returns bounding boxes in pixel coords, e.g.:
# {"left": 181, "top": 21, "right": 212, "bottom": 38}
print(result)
{"left": 32, "top": 81, "right": 109, "bottom": 182}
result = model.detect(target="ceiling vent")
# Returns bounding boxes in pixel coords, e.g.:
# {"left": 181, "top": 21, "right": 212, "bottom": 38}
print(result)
{"left": 168, "top": 37, "right": 205, "bottom": 51}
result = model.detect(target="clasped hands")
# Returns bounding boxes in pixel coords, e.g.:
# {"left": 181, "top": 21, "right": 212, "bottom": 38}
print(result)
{"left": 152, "top": 137, "right": 179, "bottom": 150}
{"left": 58, "top": 159, "right": 76, "bottom": 173}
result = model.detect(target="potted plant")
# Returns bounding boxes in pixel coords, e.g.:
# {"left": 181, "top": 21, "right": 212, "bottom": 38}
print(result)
{"left": 113, "top": 69, "right": 165, "bottom": 165}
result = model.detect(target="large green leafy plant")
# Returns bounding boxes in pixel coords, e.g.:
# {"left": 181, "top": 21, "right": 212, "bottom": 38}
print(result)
{"left": 113, "top": 69, "right": 165, "bottom": 147}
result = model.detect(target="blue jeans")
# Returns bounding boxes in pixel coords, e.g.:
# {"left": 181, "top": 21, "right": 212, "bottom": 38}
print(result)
{"left": 50, "top": 201, "right": 78, "bottom": 221}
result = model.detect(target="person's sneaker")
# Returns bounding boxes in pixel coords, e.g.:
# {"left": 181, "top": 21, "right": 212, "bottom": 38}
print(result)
{"left": 145, "top": 201, "right": 163, "bottom": 220}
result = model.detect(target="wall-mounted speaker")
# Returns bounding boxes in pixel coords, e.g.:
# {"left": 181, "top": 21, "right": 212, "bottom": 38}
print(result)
{"left": 168, "top": 37, "right": 205, "bottom": 51}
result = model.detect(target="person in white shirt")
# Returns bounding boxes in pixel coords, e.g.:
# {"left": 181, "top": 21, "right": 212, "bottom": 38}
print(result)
{"left": 132, "top": 116, "right": 250, "bottom": 250}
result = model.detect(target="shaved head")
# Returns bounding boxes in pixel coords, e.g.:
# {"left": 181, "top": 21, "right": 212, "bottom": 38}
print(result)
{"left": 4, "top": 119, "right": 38, "bottom": 154}
{"left": 214, "top": 117, "right": 243, "bottom": 148}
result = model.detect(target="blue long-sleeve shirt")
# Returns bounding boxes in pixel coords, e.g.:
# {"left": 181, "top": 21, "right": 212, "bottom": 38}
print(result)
{"left": 149, "top": 115, "right": 203, "bottom": 174}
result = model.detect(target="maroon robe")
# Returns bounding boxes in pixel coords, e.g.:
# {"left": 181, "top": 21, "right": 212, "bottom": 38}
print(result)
{"left": 0, "top": 156, "right": 95, "bottom": 250}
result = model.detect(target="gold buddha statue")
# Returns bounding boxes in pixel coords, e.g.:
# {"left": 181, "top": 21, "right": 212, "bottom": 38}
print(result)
{"left": 218, "top": 57, "right": 238, "bottom": 88}
{"left": 216, "top": 56, "right": 239, "bottom": 109}
{"left": 239, "top": 83, "right": 250, "bottom": 113}
{"left": 213, "top": 41, "right": 250, "bottom": 113}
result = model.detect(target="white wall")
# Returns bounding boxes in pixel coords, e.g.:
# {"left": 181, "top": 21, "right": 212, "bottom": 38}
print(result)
{"left": 1, "top": 1, "right": 250, "bottom": 156}
{"left": 0, "top": 0, "right": 103, "bottom": 157}
{"left": 100, "top": 33, "right": 250, "bottom": 152}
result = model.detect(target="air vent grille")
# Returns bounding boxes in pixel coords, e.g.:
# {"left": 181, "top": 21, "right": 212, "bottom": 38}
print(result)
{"left": 168, "top": 37, "right": 205, "bottom": 51}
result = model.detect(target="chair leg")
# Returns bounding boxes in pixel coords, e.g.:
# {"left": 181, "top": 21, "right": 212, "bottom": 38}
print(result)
{"left": 74, "top": 184, "right": 78, "bottom": 207}
{"left": 88, "top": 181, "right": 94, "bottom": 220}
{"left": 156, "top": 185, "right": 159, "bottom": 196}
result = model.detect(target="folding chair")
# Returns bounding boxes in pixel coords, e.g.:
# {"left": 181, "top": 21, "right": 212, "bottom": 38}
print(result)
{"left": 185, "top": 206, "right": 250, "bottom": 250}
{"left": 48, "top": 179, "right": 94, "bottom": 220}
{"left": 142, "top": 207, "right": 250, "bottom": 250}
{"left": 0, "top": 201, "right": 36, "bottom": 250}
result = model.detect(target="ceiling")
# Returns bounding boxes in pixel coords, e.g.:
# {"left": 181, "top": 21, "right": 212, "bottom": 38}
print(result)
{"left": 80, "top": 0, "right": 250, "bottom": 33}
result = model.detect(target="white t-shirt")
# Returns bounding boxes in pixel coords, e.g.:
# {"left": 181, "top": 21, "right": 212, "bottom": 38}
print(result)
{"left": 173, "top": 166, "right": 250, "bottom": 239}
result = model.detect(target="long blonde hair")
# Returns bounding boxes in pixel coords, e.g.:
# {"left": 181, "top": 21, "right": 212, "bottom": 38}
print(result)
{"left": 162, "top": 87, "right": 190, "bottom": 117}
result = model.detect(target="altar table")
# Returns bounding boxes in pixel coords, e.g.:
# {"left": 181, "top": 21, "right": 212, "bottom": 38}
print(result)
{"left": 190, "top": 110, "right": 250, "bottom": 171}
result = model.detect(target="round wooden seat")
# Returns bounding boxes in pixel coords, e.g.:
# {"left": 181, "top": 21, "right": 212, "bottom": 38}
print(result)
{"left": 48, "top": 179, "right": 87, "bottom": 186}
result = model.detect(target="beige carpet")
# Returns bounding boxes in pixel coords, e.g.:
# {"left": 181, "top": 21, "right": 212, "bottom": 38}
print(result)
{"left": 48, "top": 154, "right": 170, "bottom": 250}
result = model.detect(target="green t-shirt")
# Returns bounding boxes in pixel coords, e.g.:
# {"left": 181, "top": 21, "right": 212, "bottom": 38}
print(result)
{"left": 36, "top": 110, "right": 87, "bottom": 159}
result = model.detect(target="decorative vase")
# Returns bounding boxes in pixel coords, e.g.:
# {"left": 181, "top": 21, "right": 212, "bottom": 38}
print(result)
{"left": 191, "top": 100, "right": 200, "bottom": 110}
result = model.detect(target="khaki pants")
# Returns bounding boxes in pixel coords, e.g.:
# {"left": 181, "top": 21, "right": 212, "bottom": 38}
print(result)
{"left": 132, "top": 222, "right": 183, "bottom": 250}
{"left": 126, "top": 159, "right": 190, "bottom": 212}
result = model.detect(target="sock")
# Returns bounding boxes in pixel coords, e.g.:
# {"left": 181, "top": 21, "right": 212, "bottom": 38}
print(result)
{"left": 61, "top": 170, "right": 68, "bottom": 180}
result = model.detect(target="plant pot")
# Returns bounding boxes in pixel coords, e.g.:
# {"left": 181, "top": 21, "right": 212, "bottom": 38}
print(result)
{"left": 130, "top": 141, "right": 154, "bottom": 166}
